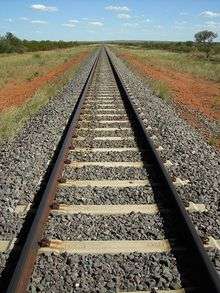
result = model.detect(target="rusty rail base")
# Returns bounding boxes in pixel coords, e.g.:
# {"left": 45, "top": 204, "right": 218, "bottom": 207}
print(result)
{"left": 106, "top": 48, "right": 220, "bottom": 293}
{"left": 6, "top": 49, "right": 101, "bottom": 293}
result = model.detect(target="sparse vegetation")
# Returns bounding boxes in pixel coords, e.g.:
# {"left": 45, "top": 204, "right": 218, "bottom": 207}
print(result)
{"left": 112, "top": 44, "right": 220, "bottom": 149}
{"left": 0, "top": 61, "right": 82, "bottom": 141}
{"left": 114, "top": 46, "right": 220, "bottom": 82}
{"left": 0, "top": 45, "right": 95, "bottom": 141}
{"left": 26, "top": 71, "right": 39, "bottom": 81}
{"left": 0, "top": 46, "right": 88, "bottom": 87}
{"left": 148, "top": 79, "right": 171, "bottom": 101}
{"left": 117, "top": 51, "right": 172, "bottom": 101}
{"left": 211, "top": 97, "right": 220, "bottom": 111}
{"left": 208, "top": 135, "right": 220, "bottom": 147}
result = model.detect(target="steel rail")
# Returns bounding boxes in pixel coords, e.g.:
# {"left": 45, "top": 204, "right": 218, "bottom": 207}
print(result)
{"left": 6, "top": 49, "right": 101, "bottom": 293}
{"left": 105, "top": 47, "right": 220, "bottom": 293}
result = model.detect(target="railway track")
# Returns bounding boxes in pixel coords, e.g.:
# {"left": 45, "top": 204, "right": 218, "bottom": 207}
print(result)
{"left": 2, "top": 47, "right": 220, "bottom": 292}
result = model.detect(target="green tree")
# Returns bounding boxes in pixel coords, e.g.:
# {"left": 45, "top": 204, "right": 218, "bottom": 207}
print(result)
{"left": 0, "top": 32, "right": 26, "bottom": 53}
{"left": 194, "top": 30, "right": 218, "bottom": 59}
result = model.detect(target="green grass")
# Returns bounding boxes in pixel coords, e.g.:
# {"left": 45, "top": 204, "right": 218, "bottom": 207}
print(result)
{"left": 114, "top": 46, "right": 220, "bottom": 82}
{"left": 0, "top": 55, "right": 86, "bottom": 142}
{"left": 211, "top": 96, "right": 220, "bottom": 111}
{"left": 208, "top": 135, "right": 220, "bottom": 147}
{"left": 0, "top": 46, "right": 89, "bottom": 87}
{"left": 148, "top": 79, "right": 172, "bottom": 101}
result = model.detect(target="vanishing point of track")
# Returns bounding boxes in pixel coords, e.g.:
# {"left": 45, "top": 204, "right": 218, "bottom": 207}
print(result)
{"left": 4, "top": 47, "right": 220, "bottom": 292}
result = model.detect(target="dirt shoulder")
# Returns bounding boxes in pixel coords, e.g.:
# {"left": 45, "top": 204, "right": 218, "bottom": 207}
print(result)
{"left": 0, "top": 50, "right": 90, "bottom": 112}
{"left": 119, "top": 51, "right": 220, "bottom": 121}
{"left": 117, "top": 51, "right": 220, "bottom": 147}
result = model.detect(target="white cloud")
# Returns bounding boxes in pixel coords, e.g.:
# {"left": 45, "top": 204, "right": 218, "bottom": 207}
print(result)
{"left": 31, "top": 4, "right": 58, "bottom": 12}
{"left": 88, "top": 21, "right": 103, "bottom": 26}
{"left": 117, "top": 14, "right": 131, "bottom": 19}
{"left": 123, "top": 22, "right": 139, "bottom": 27}
{"left": 105, "top": 5, "right": 130, "bottom": 12}
{"left": 146, "top": 18, "right": 150, "bottom": 22}
{"left": 194, "top": 21, "right": 220, "bottom": 31}
{"left": 175, "top": 21, "right": 187, "bottom": 25}
{"left": 5, "top": 18, "right": 13, "bottom": 22}
{"left": 62, "top": 23, "right": 76, "bottom": 28}
{"left": 19, "top": 17, "right": 29, "bottom": 21}
{"left": 69, "top": 19, "right": 79, "bottom": 23}
{"left": 180, "top": 12, "right": 188, "bottom": 16}
{"left": 31, "top": 20, "right": 48, "bottom": 24}
{"left": 200, "top": 11, "right": 220, "bottom": 18}
{"left": 204, "top": 21, "right": 220, "bottom": 29}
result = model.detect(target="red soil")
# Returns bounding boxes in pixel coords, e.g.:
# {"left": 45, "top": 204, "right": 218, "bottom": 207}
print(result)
{"left": 119, "top": 52, "right": 220, "bottom": 122}
{"left": 0, "top": 50, "right": 90, "bottom": 112}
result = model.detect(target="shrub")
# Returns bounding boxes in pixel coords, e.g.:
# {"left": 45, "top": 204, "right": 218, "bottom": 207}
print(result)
{"left": 0, "top": 32, "right": 26, "bottom": 53}
{"left": 33, "top": 53, "right": 41, "bottom": 59}
{"left": 26, "top": 71, "right": 39, "bottom": 81}
{"left": 148, "top": 79, "right": 171, "bottom": 101}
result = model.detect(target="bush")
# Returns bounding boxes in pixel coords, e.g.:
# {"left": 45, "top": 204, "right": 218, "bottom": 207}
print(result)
{"left": 0, "top": 32, "right": 26, "bottom": 53}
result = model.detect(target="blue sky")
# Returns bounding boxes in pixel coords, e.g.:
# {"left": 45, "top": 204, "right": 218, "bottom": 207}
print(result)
{"left": 0, "top": 0, "right": 220, "bottom": 41}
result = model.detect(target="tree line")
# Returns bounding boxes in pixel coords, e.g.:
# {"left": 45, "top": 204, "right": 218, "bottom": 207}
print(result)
{"left": 0, "top": 32, "right": 80, "bottom": 53}
{"left": 112, "top": 30, "right": 219, "bottom": 59}
{"left": 0, "top": 30, "right": 219, "bottom": 58}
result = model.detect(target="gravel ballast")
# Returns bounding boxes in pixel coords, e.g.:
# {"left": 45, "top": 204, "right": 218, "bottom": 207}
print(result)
{"left": 44, "top": 212, "right": 177, "bottom": 240}
{"left": 79, "top": 121, "right": 131, "bottom": 129}
{"left": 68, "top": 150, "right": 144, "bottom": 162}
{"left": 63, "top": 166, "right": 149, "bottom": 180}
{"left": 29, "top": 252, "right": 182, "bottom": 292}
{"left": 76, "top": 129, "right": 132, "bottom": 137}
{"left": 0, "top": 213, "right": 24, "bottom": 238}
{"left": 75, "top": 139, "right": 137, "bottom": 148}
{"left": 56, "top": 186, "right": 158, "bottom": 204}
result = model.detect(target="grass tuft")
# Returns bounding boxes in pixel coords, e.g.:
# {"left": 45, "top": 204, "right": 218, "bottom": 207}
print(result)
{"left": 208, "top": 135, "right": 220, "bottom": 147}
{"left": 26, "top": 71, "right": 40, "bottom": 81}
{"left": 211, "top": 96, "right": 220, "bottom": 111}
{"left": 148, "top": 79, "right": 171, "bottom": 101}
{"left": 33, "top": 53, "right": 41, "bottom": 59}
